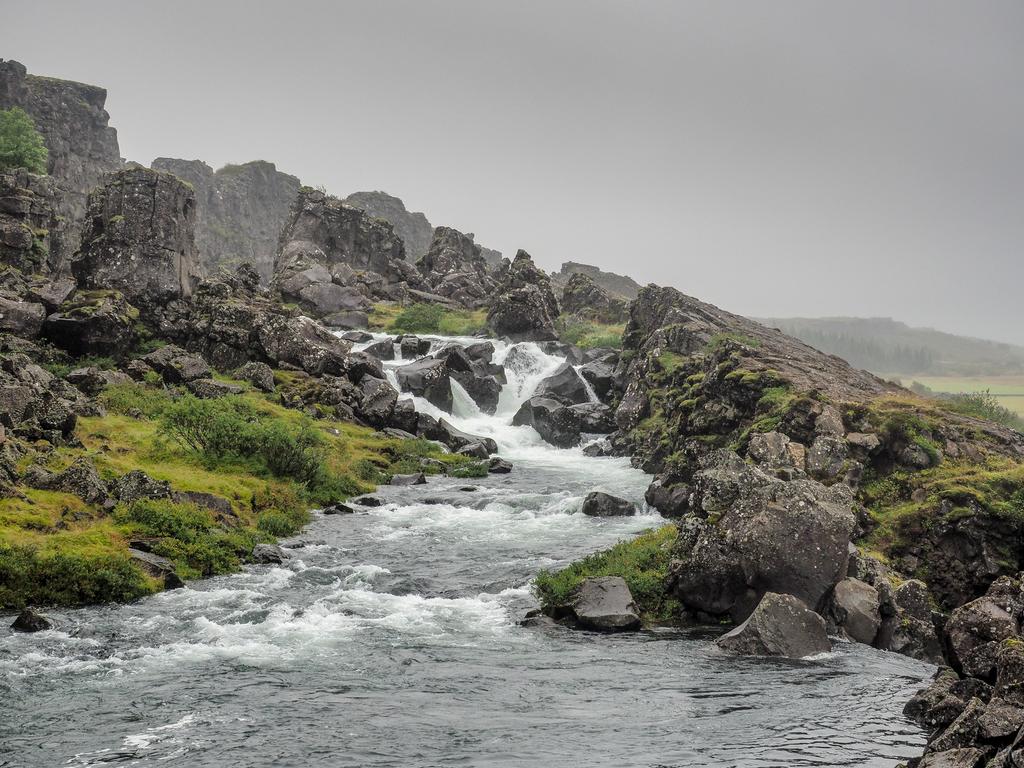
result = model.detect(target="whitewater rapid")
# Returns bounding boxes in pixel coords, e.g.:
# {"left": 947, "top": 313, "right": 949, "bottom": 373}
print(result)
{"left": 0, "top": 335, "right": 932, "bottom": 767}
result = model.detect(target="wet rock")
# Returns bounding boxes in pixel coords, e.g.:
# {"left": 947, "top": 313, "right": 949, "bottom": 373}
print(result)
{"left": 579, "top": 360, "right": 616, "bottom": 403}
{"left": 581, "top": 491, "right": 636, "bottom": 517}
{"left": 364, "top": 338, "right": 396, "bottom": 360}
{"left": 486, "top": 250, "right": 560, "bottom": 341}
{"left": 534, "top": 362, "right": 590, "bottom": 405}
{"left": 513, "top": 396, "right": 581, "bottom": 448}
{"left": 644, "top": 477, "right": 690, "bottom": 518}
{"left": 464, "top": 341, "right": 495, "bottom": 364}
{"left": 456, "top": 442, "right": 490, "bottom": 459}
{"left": 716, "top": 592, "right": 831, "bottom": 658}
{"left": 358, "top": 375, "right": 398, "bottom": 428}
{"left": 251, "top": 544, "right": 288, "bottom": 564}
{"left": 322, "top": 503, "right": 354, "bottom": 515}
{"left": 916, "top": 747, "right": 990, "bottom": 768}
{"left": 415, "top": 226, "right": 496, "bottom": 308}
{"left": 396, "top": 357, "right": 451, "bottom": 412}
{"left": 353, "top": 496, "right": 383, "bottom": 507}
{"left": 253, "top": 314, "right": 353, "bottom": 377}
{"left": 568, "top": 402, "right": 615, "bottom": 434}
{"left": 341, "top": 330, "right": 374, "bottom": 344}
{"left": 828, "top": 578, "right": 881, "bottom": 644}
{"left": 570, "top": 576, "right": 641, "bottom": 632}
{"left": 930, "top": 697, "right": 986, "bottom": 752}
{"left": 236, "top": 361, "right": 275, "bottom": 392}
{"left": 0, "top": 297, "right": 45, "bottom": 338}
{"left": 390, "top": 472, "right": 427, "bottom": 486}
{"left": 187, "top": 379, "right": 244, "bottom": 399}
{"left": 488, "top": 457, "right": 513, "bottom": 474}
{"left": 11, "top": 607, "right": 51, "bottom": 632}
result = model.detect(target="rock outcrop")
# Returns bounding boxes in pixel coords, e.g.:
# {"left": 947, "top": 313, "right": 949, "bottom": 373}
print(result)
{"left": 415, "top": 226, "right": 496, "bottom": 308}
{"left": 152, "top": 158, "right": 301, "bottom": 282}
{"left": 551, "top": 261, "right": 642, "bottom": 300}
{"left": 71, "top": 167, "right": 201, "bottom": 319}
{"left": 0, "top": 59, "right": 122, "bottom": 269}
{"left": 560, "top": 272, "right": 628, "bottom": 324}
{"left": 343, "top": 191, "right": 435, "bottom": 263}
{"left": 567, "top": 576, "right": 642, "bottom": 631}
{"left": 274, "top": 187, "right": 423, "bottom": 315}
{"left": 0, "top": 168, "right": 60, "bottom": 275}
{"left": 486, "top": 250, "right": 560, "bottom": 341}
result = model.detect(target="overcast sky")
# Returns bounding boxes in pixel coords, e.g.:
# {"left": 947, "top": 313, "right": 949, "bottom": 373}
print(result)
{"left": 5, "top": 1, "right": 1022, "bottom": 343}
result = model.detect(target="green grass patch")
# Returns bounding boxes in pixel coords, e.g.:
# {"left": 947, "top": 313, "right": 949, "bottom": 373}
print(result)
{"left": 533, "top": 525, "right": 680, "bottom": 624}
{"left": 556, "top": 315, "right": 624, "bottom": 349}
{"left": 374, "top": 302, "right": 488, "bottom": 336}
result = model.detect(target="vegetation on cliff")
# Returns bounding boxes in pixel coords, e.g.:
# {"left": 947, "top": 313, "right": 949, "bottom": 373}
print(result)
{"left": 0, "top": 107, "right": 48, "bottom": 174}
{"left": 371, "top": 302, "right": 488, "bottom": 336}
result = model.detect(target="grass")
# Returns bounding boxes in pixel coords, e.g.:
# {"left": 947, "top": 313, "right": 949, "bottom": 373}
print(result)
{"left": 371, "top": 302, "right": 488, "bottom": 336}
{"left": 0, "top": 376, "right": 476, "bottom": 609}
{"left": 556, "top": 315, "right": 624, "bottom": 349}
{"left": 533, "top": 525, "right": 680, "bottom": 624}
{"left": 901, "top": 375, "right": 1024, "bottom": 420}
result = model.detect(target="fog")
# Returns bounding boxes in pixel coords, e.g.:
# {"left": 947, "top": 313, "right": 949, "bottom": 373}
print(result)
{"left": 4, "top": 1, "right": 1022, "bottom": 343}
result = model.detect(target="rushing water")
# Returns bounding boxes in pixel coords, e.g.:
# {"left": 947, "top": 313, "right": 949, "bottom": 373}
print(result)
{"left": 0, "top": 336, "right": 932, "bottom": 767}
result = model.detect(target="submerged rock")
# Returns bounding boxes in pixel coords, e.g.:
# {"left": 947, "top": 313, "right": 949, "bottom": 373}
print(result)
{"left": 251, "top": 544, "right": 288, "bottom": 564}
{"left": 716, "top": 592, "right": 831, "bottom": 658}
{"left": 11, "top": 607, "right": 51, "bottom": 632}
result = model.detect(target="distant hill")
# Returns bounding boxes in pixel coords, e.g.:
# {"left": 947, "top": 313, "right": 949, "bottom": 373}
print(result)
{"left": 757, "top": 316, "right": 1024, "bottom": 376}
{"left": 551, "top": 261, "right": 642, "bottom": 300}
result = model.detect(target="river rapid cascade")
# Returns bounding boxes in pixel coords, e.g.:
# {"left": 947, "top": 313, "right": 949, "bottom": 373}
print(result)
{"left": 1, "top": 334, "right": 934, "bottom": 767}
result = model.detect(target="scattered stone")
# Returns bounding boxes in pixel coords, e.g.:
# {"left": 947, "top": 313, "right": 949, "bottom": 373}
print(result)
{"left": 251, "top": 544, "right": 288, "bottom": 564}
{"left": 322, "top": 503, "right": 354, "bottom": 515}
{"left": 187, "top": 378, "right": 244, "bottom": 399}
{"left": 236, "top": 361, "right": 275, "bottom": 392}
{"left": 828, "top": 578, "right": 881, "bottom": 644}
{"left": 129, "top": 548, "right": 183, "bottom": 589}
{"left": 390, "top": 472, "right": 427, "bottom": 486}
{"left": 456, "top": 442, "right": 490, "bottom": 459}
{"left": 488, "top": 457, "right": 513, "bottom": 474}
{"left": 353, "top": 496, "right": 383, "bottom": 507}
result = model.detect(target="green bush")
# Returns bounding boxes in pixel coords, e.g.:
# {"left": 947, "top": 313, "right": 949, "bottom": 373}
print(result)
{"left": 114, "top": 498, "right": 214, "bottom": 542}
{"left": 159, "top": 394, "right": 260, "bottom": 456}
{"left": 448, "top": 462, "right": 489, "bottom": 478}
{"left": 257, "top": 510, "right": 301, "bottom": 537}
{"left": 101, "top": 382, "right": 174, "bottom": 418}
{"left": 946, "top": 390, "right": 1024, "bottom": 432}
{"left": 0, "top": 543, "right": 151, "bottom": 609}
{"left": 392, "top": 303, "right": 445, "bottom": 333}
{"left": 534, "top": 525, "right": 679, "bottom": 622}
{"left": 258, "top": 420, "right": 325, "bottom": 484}
{"left": 0, "top": 107, "right": 48, "bottom": 174}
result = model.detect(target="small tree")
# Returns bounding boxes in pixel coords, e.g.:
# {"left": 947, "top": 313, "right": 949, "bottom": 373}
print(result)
{"left": 0, "top": 107, "right": 48, "bottom": 174}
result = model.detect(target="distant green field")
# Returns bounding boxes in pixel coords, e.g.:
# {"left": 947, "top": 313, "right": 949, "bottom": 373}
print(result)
{"left": 898, "top": 375, "right": 1024, "bottom": 418}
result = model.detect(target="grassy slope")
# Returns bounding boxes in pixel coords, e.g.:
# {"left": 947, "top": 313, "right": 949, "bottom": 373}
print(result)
{"left": 0, "top": 373, "right": 480, "bottom": 610}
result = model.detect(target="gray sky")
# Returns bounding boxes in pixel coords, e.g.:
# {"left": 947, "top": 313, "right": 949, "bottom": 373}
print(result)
{"left": 5, "top": 1, "right": 1023, "bottom": 344}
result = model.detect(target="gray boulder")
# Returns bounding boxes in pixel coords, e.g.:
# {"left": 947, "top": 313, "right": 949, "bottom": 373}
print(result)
{"left": 251, "top": 544, "right": 288, "bottom": 564}
{"left": 716, "top": 592, "right": 831, "bottom": 658}
{"left": 827, "top": 577, "right": 881, "bottom": 644}
{"left": 535, "top": 362, "right": 590, "bottom": 405}
{"left": 236, "top": 361, "right": 275, "bottom": 392}
{"left": 513, "top": 396, "right": 581, "bottom": 448}
{"left": 11, "top": 607, "right": 51, "bottom": 632}
{"left": 581, "top": 491, "right": 637, "bottom": 517}
{"left": 390, "top": 472, "right": 427, "bottom": 486}
{"left": 486, "top": 250, "right": 560, "bottom": 341}
{"left": 396, "top": 357, "right": 451, "bottom": 412}
{"left": 570, "top": 576, "right": 641, "bottom": 631}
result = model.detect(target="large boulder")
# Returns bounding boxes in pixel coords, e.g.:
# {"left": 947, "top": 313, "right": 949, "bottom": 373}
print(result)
{"left": 486, "top": 250, "right": 559, "bottom": 341}
{"left": 534, "top": 362, "right": 590, "bottom": 405}
{"left": 343, "top": 191, "right": 435, "bottom": 263}
{"left": 569, "top": 576, "right": 641, "bottom": 631}
{"left": 253, "top": 314, "right": 352, "bottom": 377}
{"left": 668, "top": 456, "right": 857, "bottom": 621}
{"left": 945, "top": 593, "right": 1021, "bottom": 679}
{"left": 396, "top": 357, "right": 452, "bottom": 412}
{"left": 716, "top": 592, "right": 831, "bottom": 658}
{"left": 581, "top": 491, "right": 637, "bottom": 517}
{"left": 827, "top": 577, "right": 882, "bottom": 644}
{"left": 72, "top": 168, "right": 201, "bottom": 319}
{"left": 43, "top": 290, "right": 137, "bottom": 357}
{"left": 10, "top": 607, "right": 52, "bottom": 632}
{"left": 513, "top": 396, "right": 582, "bottom": 448}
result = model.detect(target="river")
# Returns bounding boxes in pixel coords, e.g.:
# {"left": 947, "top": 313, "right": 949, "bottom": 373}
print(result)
{"left": 0, "top": 335, "right": 932, "bottom": 767}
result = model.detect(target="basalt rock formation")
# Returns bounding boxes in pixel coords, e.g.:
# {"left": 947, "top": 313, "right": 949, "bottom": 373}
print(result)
{"left": 0, "top": 169, "right": 61, "bottom": 276}
{"left": 486, "top": 250, "right": 560, "bottom": 341}
{"left": 560, "top": 272, "right": 628, "bottom": 324}
{"left": 71, "top": 167, "right": 201, "bottom": 320}
{"left": 343, "top": 191, "right": 434, "bottom": 263}
{"left": 0, "top": 59, "right": 122, "bottom": 270}
{"left": 274, "top": 187, "right": 424, "bottom": 319}
{"left": 551, "top": 261, "right": 642, "bottom": 301}
{"left": 343, "top": 190, "right": 503, "bottom": 268}
{"left": 415, "top": 226, "right": 497, "bottom": 308}
{"left": 151, "top": 158, "right": 301, "bottom": 282}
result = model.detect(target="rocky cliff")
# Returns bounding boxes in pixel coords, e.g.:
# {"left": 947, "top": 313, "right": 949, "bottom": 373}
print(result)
{"left": 151, "top": 158, "right": 300, "bottom": 282}
{"left": 0, "top": 60, "right": 122, "bottom": 270}
{"left": 551, "top": 261, "right": 642, "bottom": 300}
{"left": 416, "top": 226, "right": 496, "bottom": 308}
{"left": 343, "top": 190, "right": 503, "bottom": 268}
